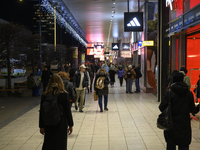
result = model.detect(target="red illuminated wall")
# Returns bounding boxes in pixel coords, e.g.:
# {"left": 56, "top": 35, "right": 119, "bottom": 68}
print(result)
{"left": 190, "top": 0, "right": 200, "bottom": 9}
{"left": 186, "top": 33, "right": 200, "bottom": 100}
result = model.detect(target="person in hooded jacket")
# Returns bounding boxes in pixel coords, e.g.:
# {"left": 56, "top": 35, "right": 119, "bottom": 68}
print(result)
{"left": 57, "top": 71, "right": 77, "bottom": 108}
{"left": 180, "top": 67, "right": 191, "bottom": 90}
{"left": 117, "top": 66, "right": 125, "bottom": 86}
{"left": 159, "top": 72, "right": 199, "bottom": 150}
{"left": 94, "top": 68, "right": 110, "bottom": 112}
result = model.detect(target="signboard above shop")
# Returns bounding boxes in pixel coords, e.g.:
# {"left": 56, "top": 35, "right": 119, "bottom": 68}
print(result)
{"left": 122, "top": 43, "right": 130, "bottom": 50}
{"left": 112, "top": 43, "right": 120, "bottom": 50}
{"left": 124, "top": 12, "right": 143, "bottom": 32}
{"left": 165, "top": 4, "right": 200, "bottom": 36}
{"left": 138, "top": 41, "right": 154, "bottom": 47}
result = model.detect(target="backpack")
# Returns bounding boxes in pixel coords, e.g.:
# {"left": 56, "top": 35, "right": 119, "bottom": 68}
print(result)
{"left": 41, "top": 94, "right": 63, "bottom": 126}
{"left": 64, "top": 81, "right": 77, "bottom": 104}
{"left": 127, "top": 70, "right": 132, "bottom": 78}
{"left": 69, "top": 85, "right": 77, "bottom": 104}
{"left": 95, "top": 77, "right": 105, "bottom": 89}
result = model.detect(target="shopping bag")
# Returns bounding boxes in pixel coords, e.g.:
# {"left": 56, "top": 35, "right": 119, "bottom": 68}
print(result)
{"left": 94, "top": 92, "right": 98, "bottom": 101}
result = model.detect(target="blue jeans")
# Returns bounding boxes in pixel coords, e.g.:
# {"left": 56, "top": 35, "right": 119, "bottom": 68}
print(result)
{"left": 135, "top": 78, "right": 140, "bottom": 91}
{"left": 126, "top": 79, "right": 133, "bottom": 92}
{"left": 98, "top": 95, "right": 108, "bottom": 110}
{"left": 167, "top": 143, "right": 189, "bottom": 150}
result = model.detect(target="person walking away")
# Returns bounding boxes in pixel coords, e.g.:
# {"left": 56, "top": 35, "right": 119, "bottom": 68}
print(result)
{"left": 102, "top": 63, "right": 109, "bottom": 73}
{"left": 124, "top": 65, "right": 136, "bottom": 93}
{"left": 117, "top": 66, "right": 125, "bottom": 86}
{"left": 27, "top": 73, "right": 39, "bottom": 96}
{"left": 41, "top": 66, "right": 53, "bottom": 92}
{"left": 180, "top": 67, "right": 191, "bottom": 90}
{"left": 133, "top": 66, "right": 142, "bottom": 93}
{"left": 39, "top": 74, "right": 74, "bottom": 150}
{"left": 73, "top": 64, "right": 89, "bottom": 112}
{"left": 65, "top": 63, "right": 69, "bottom": 73}
{"left": 109, "top": 67, "right": 116, "bottom": 87}
{"left": 159, "top": 72, "right": 199, "bottom": 150}
{"left": 87, "top": 65, "right": 94, "bottom": 92}
{"left": 57, "top": 71, "right": 77, "bottom": 108}
{"left": 94, "top": 68, "right": 110, "bottom": 112}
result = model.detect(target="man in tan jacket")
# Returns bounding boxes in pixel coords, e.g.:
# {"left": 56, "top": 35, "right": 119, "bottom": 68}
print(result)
{"left": 124, "top": 65, "right": 136, "bottom": 93}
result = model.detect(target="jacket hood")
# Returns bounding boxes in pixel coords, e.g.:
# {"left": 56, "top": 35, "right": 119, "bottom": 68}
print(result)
{"left": 170, "top": 82, "right": 189, "bottom": 96}
{"left": 61, "top": 77, "right": 69, "bottom": 84}
{"left": 180, "top": 71, "right": 186, "bottom": 76}
{"left": 97, "top": 70, "right": 108, "bottom": 76}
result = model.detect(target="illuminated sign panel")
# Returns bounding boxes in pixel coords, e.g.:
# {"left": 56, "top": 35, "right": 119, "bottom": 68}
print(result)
{"left": 121, "top": 51, "right": 131, "bottom": 58}
{"left": 87, "top": 48, "right": 94, "bottom": 55}
{"left": 122, "top": 43, "right": 130, "bottom": 50}
{"left": 124, "top": 12, "right": 143, "bottom": 32}
{"left": 166, "top": 0, "right": 174, "bottom": 10}
{"left": 94, "top": 44, "right": 104, "bottom": 58}
{"left": 138, "top": 41, "right": 154, "bottom": 47}
{"left": 112, "top": 43, "right": 120, "bottom": 50}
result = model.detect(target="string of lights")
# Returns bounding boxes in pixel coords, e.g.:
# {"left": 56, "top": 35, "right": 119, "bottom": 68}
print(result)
{"left": 41, "top": 0, "right": 87, "bottom": 47}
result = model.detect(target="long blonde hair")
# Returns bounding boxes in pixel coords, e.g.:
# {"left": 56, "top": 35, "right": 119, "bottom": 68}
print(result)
{"left": 57, "top": 71, "right": 70, "bottom": 81}
{"left": 44, "top": 74, "right": 67, "bottom": 96}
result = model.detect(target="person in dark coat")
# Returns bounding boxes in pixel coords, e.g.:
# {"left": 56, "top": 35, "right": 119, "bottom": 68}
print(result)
{"left": 41, "top": 66, "right": 53, "bottom": 92}
{"left": 195, "top": 75, "right": 200, "bottom": 99}
{"left": 133, "top": 66, "right": 142, "bottom": 93}
{"left": 109, "top": 67, "right": 116, "bottom": 87}
{"left": 86, "top": 65, "right": 94, "bottom": 92}
{"left": 117, "top": 65, "right": 125, "bottom": 86}
{"left": 69, "top": 66, "right": 75, "bottom": 82}
{"left": 159, "top": 72, "right": 199, "bottom": 150}
{"left": 39, "top": 74, "right": 74, "bottom": 150}
{"left": 94, "top": 68, "right": 110, "bottom": 112}
{"left": 27, "top": 73, "right": 39, "bottom": 96}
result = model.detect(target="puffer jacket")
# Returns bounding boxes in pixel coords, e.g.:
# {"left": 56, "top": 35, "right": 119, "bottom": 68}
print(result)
{"left": 159, "top": 82, "right": 199, "bottom": 146}
{"left": 94, "top": 69, "right": 110, "bottom": 95}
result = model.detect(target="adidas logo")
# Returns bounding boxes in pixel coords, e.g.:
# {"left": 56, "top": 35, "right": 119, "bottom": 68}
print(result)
{"left": 113, "top": 45, "right": 119, "bottom": 49}
{"left": 123, "top": 45, "right": 129, "bottom": 49}
{"left": 127, "top": 17, "right": 141, "bottom": 27}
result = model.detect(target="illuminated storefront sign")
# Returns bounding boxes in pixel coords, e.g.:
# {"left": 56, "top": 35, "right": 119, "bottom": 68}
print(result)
{"left": 112, "top": 43, "right": 120, "bottom": 50}
{"left": 122, "top": 43, "right": 130, "bottom": 50}
{"left": 94, "top": 44, "right": 104, "bottom": 58}
{"left": 121, "top": 51, "right": 131, "bottom": 58}
{"left": 87, "top": 48, "right": 94, "bottom": 55}
{"left": 166, "top": 0, "right": 174, "bottom": 10}
{"left": 124, "top": 12, "right": 143, "bottom": 32}
{"left": 138, "top": 41, "right": 154, "bottom": 47}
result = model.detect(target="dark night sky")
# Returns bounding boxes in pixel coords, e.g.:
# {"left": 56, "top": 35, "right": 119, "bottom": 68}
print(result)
{"left": 0, "top": 0, "right": 35, "bottom": 31}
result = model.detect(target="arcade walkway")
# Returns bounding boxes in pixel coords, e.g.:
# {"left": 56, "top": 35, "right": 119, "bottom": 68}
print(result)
{"left": 0, "top": 80, "right": 200, "bottom": 150}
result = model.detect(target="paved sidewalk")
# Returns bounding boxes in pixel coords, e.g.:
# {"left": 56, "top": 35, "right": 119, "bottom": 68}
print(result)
{"left": 0, "top": 80, "right": 200, "bottom": 150}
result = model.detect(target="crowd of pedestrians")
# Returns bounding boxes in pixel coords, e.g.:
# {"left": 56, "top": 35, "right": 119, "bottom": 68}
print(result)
{"left": 36, "top": 62, "right": 200, "bottom": 150}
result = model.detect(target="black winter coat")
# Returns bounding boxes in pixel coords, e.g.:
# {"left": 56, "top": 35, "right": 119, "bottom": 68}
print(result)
{"left": 73, "top": 71, "right": 88, "bottom": 88}
{"left": 62, "top": 78, "right": 76, "bottom": 103}
{"left": 39, "top": 92, "right": 74, "bottom": 150}
{"left": 41, "top": 70, "right": 53, "bottom": 85}
{"left": 109, "top": 70, "right": 116, "bottom": 82}
{"left": 159, "top": 82, "right": 199, "bottom": 146}
{"left": 94, "top": 70, "right": 110, "bottom": 95}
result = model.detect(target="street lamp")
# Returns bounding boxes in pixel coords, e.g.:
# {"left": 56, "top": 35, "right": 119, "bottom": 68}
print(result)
{"left": 20, "top": 0, "right": 42, "bottom": 74}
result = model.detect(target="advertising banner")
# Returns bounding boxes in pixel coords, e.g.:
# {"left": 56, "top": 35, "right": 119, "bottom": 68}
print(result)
{"left": 87, "top": 48, "right": 94, "bottom": 55}
{"left": 94, "top": 44, "right": 104, "bottom": 58}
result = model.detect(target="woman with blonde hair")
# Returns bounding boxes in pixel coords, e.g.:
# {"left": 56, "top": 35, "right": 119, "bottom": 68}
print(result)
{"left": 39, "top": 74, "right": 74, "bottom": 150}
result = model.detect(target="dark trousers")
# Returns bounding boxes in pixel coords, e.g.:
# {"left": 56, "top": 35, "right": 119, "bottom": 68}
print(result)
{"left": 167, "top": 143, "right": 189, "bottom": 150}
{"left": 98, "top": 95, "right": 108, "bottom": 110}
{"left": 43, "top": 83, "right": 48, "bottom": 92}
{"left": 135, "top": 78, "right": 140, "bottom": 91}
{"left": 119, "top": 77, "right": 123, "bottom": 86}
{"left": 32, "top": 86, "right": 39, "bottom": 96}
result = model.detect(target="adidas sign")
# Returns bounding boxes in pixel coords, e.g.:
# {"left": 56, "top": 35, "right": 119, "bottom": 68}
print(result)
{"left": 127, "top": 17, "right": 141, "bottom": 27}
{"left": 113, "top": 45, "right": 119, "bottom": 49}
